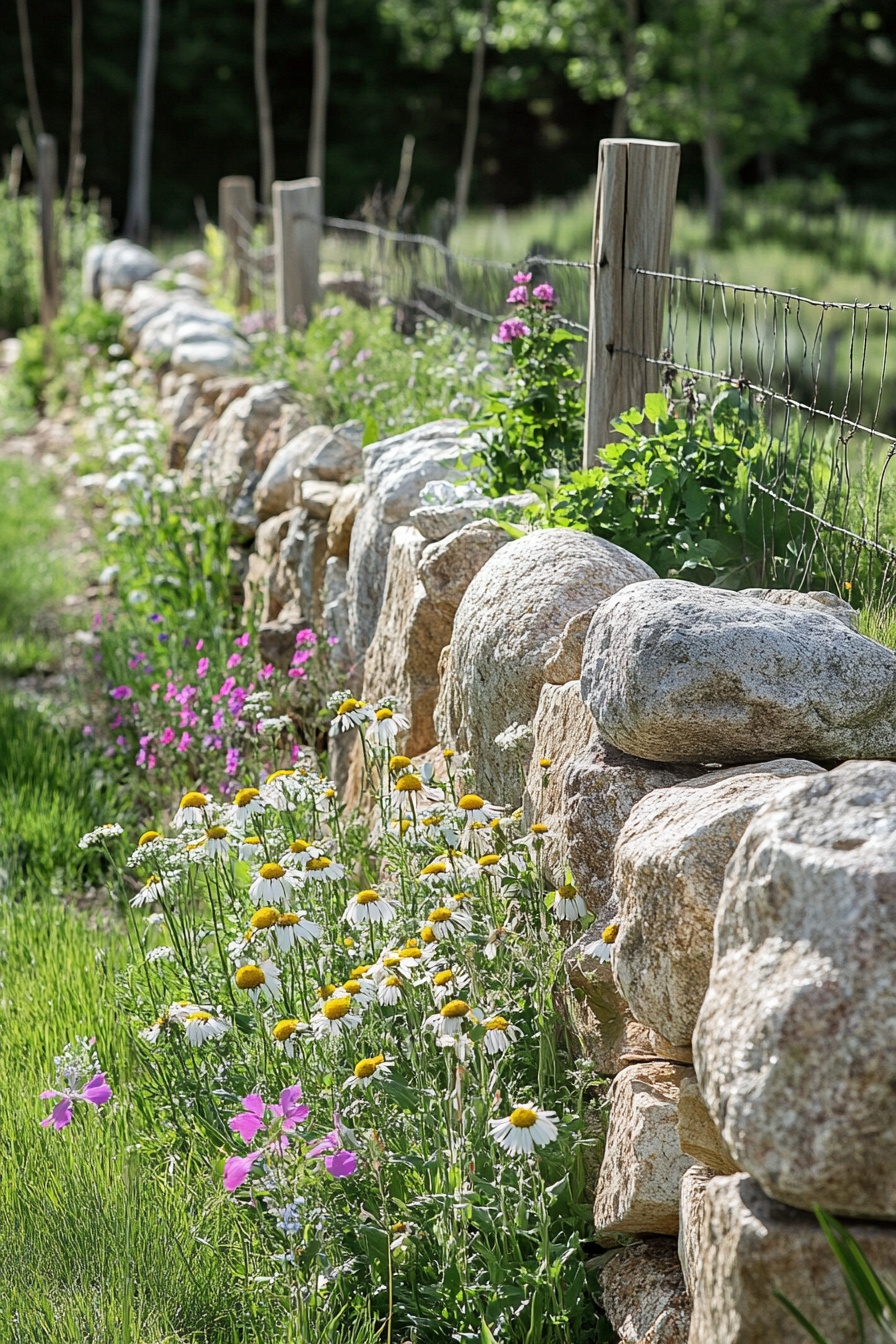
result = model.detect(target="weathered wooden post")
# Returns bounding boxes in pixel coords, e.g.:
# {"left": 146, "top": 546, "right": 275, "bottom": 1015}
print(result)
{"left": 583, "top": 138, "right": 680, "bottom": 467}
{"left": 218, "top": 175, "right": 255, "bottom": 307}
{"left": 37, "top": 133, "right": 60, "bottom": 325}
{"left": 272, "top": 176, "right": 321, "bottom": 329}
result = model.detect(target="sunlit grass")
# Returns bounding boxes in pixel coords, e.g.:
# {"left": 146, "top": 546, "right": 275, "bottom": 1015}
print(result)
{"left": 0, "top": 457, "right": 73, "bottom": 675}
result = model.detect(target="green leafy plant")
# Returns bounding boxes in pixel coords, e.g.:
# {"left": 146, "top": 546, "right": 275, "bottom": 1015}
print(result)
{"left": 474, "top": 277, "right": 585, "bottom": 495}
{"left": 779, "top": 1207, "right": 896, "bottom": 1342}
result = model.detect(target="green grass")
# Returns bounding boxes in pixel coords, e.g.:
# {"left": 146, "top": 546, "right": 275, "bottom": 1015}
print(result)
{"left": 0, "top": 458, "right": 73, "bottom": 676}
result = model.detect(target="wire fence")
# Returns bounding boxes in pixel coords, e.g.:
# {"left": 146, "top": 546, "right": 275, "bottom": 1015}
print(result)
{"left": 233, "top": 201, "right": 896, "bottom": 604}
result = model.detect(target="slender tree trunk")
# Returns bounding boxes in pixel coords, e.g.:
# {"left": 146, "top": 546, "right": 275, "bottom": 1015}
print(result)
{"left": 612, "top": 0, "right": 639, "bottom": 138}
{"left": 307, "top": 0, "right": 329, "bottom": 190}
{"left": 15, "top": 0, "right": 44, "bottom": 138}
{"left": 64, "top": 0, "right": 84, "bottom": 210}
{"left": 125, "top": 0, "right": 160, "bottom": 244}
{"left": 702, "top": 129, "right": 725, "bottom": 242}
{"left": 454, "top": 0, "right": 491, "bottom": 224}
{"left": 255, "top": 0, "right": 275, "bottom": 208}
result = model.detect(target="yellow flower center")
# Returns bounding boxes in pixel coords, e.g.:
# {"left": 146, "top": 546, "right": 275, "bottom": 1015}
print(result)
{"left": 356, "top": 889, "right": 379, "bottom": 905}
{"left": 267, "top": 769, "right": 293, "bottom": 782}
{"left": 382, "top": 953, "right": 400, "bottom": 968}
{"left": 478, "top": 854, "right": 500, "bottom": 866}
{"left": 484, "top": 1016, "right": 509, "bottom": 1032}
{"left": 234, "top": 787, "right": 260, "bottom": 807}
{"left": 398, "top": 819, "right": 411, "bottom": 834}
{"left": 250, "top": 907, "right": 279, "bottom": 929}
{"left": 179, "top": 791, "right": 208, "bottom": 810}
{"left": 375, "top": 707, "right": 394, "bottom": 721}
{"left": 390, "top": 755, "right": 412, "bottom": 772}
{"left": 306, "top": 856, "right": 332, "bottom": 871}
{"left": 343, "top": 979, "right": 363, "bottom": 996}
{"left": 421, "top": 861, "right": 447, "bottom": 876}
{"left": 399, "top": 947, "right": 422, "bottom": 961}
{"left": 290, "top": 838, "right": 309, "bottom": 852}
{"left": 235, "top": 965, "right": 265, "bottom": 990}
{"left": 557, "top": 882, "right": 577, "bottom": 901}
{"left": 144, "top": 874, "right": 161, "bottom": 887}
{"left": 384, "top": 975, "right": 402, "bottom": 988}
{"left": 343, "top": 937, "right": 355, "bottom": 948}
{"left": 324, "top": 788, "right": 336, "bottom": 799}
{"left": 351, "top": 964, "right": 372, "bottom": 977}
{"left": 322, "top": 995, "right": 352, "bottom": 1021}
{"left": 243, "top": 836, "right": 260, "bottom": 847}
{"left": 530, "top": 823, "right": 548, "bottom": 834}
{"left": 441, "top": 999, "right": 469, "bottom": 1019}
{"left": 421, "top": 926, "right": 436, "bottom": 944}
{"left": 442, "top": 748, "right": 455, "bottom": 759}
{"left": 278, "top": 913, "right": 299, "bottom": 927}
{"left": 318, "top": 983, "right": 336, "bottom": 1000}
{"left": 405, "top": 938, "right": 419, "bottom": 948}
{"left": 260, "top": 862, "right": 286, "bottom": 880}
{"left": 273, "top": 1018, "right": 300, "bottom": 1041}
{"left": 185, "top": 1011, "right": 212, "bottom": 1023}
{"left": 138, "top": 830, "right": 161, "bottom": 845}
{"left": 602, "top": 922, "right": 619, "bottom": 945}
{"left": 539, "top": 758, "right": 552, "bottom": 769}
{"left": 509, "top": 1106, "right": 538, "bottom": 1129}
{"left": 429, "top": 907, "right": 453, "bottom": 924}
{"left": 395, "top": 774, "right": 423, "bottom": 793}
{"left": 458, "top": 793, "right": 484, "bottom": 811}
{"left": 433, "top": 970, "right": 454, "bottom": 986}
{"left": 206, "top": 826, "right": 228, "bottom": 840}
{"left": 337, "top": 697, "right": 363, "bottom": 715}
{"left": 391, "top": 1221, "right": 407, "bottom": 1233}
{"left": 354, "top": 1056, "right": 382, "bottom": 1078}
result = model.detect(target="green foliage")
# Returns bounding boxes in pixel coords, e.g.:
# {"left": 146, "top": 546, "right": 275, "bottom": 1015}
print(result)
{"left": 0, "top": 458, "right": 72, "bottom": 676}
{"left": 474, "top": 288, "right": 585, "bottom": 494}
{"left": 11, "top": 302, "right": 122, "bottom": 412}
{"left": 778, "top": 1207, "right": 896, "bottom": 1342}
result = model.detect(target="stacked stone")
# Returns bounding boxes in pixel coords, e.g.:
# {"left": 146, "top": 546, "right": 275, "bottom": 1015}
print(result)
{"left": 539, "top": 578, "right": 896, "bottom": 1344}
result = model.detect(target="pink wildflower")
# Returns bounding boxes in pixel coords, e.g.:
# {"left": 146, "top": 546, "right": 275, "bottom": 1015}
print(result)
{"left": 177, "top": 732, "right": 192, "bottom": 752}
{"left": 160, "top": 726, "right": 176, "bottom": 746}
{"left": 513, "top": 271, "right": 532, "bottom": 284}
{"left": 220, "top": 676, "right": 236, "bottom": 697}
{"left": 506, "top": 284, "right": 528, "bottom": 305}
{"left": 495, "top": 318, "right": 531, "bottom": 344}
{"left": 109, "top": 686, "right": 132, "bottom": 701}
{"left": 41, "top": 1072, "right": 112, "bottom": 1130}
{"left": 234, "top": 632, "right": 250, "bottom": 648}
{"left": 197, "top": 657, "right": 210, "bottom": 679}
{"left": 259, "top": 663, "right": 274, "bottom": 681}
{"left": 224, "top": 1086, "right": 309, "bottom": 1191}
{"left": 533, "top": 282, "right": 555, "bottom": 305}
{"left": 227, "top": 653, "right": 242, "bottom": 669}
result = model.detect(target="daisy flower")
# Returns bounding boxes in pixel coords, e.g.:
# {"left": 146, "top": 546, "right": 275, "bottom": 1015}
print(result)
{"left": 343, "top": 888, "right": 397, "bottom": 927}
{"left": 181, "top": 1010, "right": 230, "bottom": 1046}
{"left": 249, "top": 862, "right": 296, "bottom": 906}
{"left": 234, "top": 959, "right": 282, "bottom": 1003}
{"left": 479, "top": 1014, "right": 521, "bottom": 1057}
{"left": 329, "top": 693, "right": 374, "bottom": 733}
{"left": 172, "top": 791, "right": 212, "bottom": 829}
{"left": 377, "top": 974, "right": 406, "bottom": 1006}
{"left": 581, "top": 922, "right": 618, "bottom": 963}
{"left": 281, "top": 837, "right": 326, "bottom": 870}
{"left": 391, "top": 773, "right": 443, "bottom": 813}
{"left": 341, "top": 976, "right": 376, "bottom": 1007}
{"left": 425, "top": 998, "right": 471, "bottom": 1040}
{"left": 303, "top": 855, "right": 346, "bottom": 883}
{"left": 272, "top": 1017, "right": 310, "bottom": 1057}
{"left": 203, "top": 825, "right": 230, "bottom": 858}
{"left": 457, "top": 793, "right": 503, "bottom": 826}
{"left": 311, "top": 993, "right": 362, "bottom": 1038}
{"left": 263, "top": 769, "right": 309, "bottom": 811}
{"left": 424, "top": 903, "right": 473, "bottom": 941}
{"left": 430, "top": 966, "right": 470, "bottom": 1005}
{"left": 366, "top": 705, "right": 410, "bottom": 748}
{"left": 551, "top": 883, "right": 587, "bottom": 922}
{"left": 231, "top": 787, "right": 266, "bottom": 823}
{"left": 130, "top": 873, "right": 167, "bottom": 907}
{"left": 273, "top": 912, "right": 323, "bottom": 951}
{"left": 239, "top": 835, "right": 263, "bottom": 861}
{"left": 344, "top": 1053, "right": 392, "bottom": 1089}
{"left": 489, "top": 1105, "right": 558, "bottom": 1155}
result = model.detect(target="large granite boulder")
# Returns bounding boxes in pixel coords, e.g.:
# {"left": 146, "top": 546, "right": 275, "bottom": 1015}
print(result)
{"left": 600, "top": 1238, "right": 690, "bottom": 1344}
{"left": 185, "top": 382, "right": 292, "bottom": 508}
{"left": 687, "top": 1174, "right": 896, "bottom": 1344}
{"left": 612, "top": 758, "right": 823, "bottom": 1046}
{"left": 593, "top": 1062, "right": 695, "bottom": 1239}
{"left": 435, "top": 530, "right": 655, "bottom": 804}
{"left": 581, "top": 580, "right": 896, "bottom": 764}
{"left": 694, "top": 760, "right": 896, "bottom": 1217}
{"left": 87, "top": 238, "right": 161, "bottom": 296}
{"left": 522, "top": 680, "right": 596, "bottom": 883}
{"left": 345, "top": 420, "right": 477, "bottom": 662}
{"left": 253, "top": 426, "right": 334, "bottom": 520}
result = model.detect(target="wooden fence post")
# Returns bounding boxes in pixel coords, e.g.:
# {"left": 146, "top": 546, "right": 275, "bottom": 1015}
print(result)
{"left": 37, "top": 133, "right": 60, "bottom": 326}
{"left": 272, "top": 176, "right": 321, "bottom": 329}
{"left": 583, "top": 138, "right": 680, "bottom": 467}
{"left": 218, "top": 175, "right": 255, "bottom": 307}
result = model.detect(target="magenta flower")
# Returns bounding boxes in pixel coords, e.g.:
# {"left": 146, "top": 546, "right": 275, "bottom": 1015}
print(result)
{"left": 495, "top": 318, "right": 531, "bottom": 344}
{"left": 307, "top": 1120, "right": 358, "bottom": 1178}
{"left": 513, "top": 271, "right": 532, "bottom": 284}
{"left": 226, "top": 747, "right": 241, "bottom": 775}
{"left": 234, "top": 633, "right": 251, "bottom": 648}
{"left": 197, "top": 657, "right": 210, "bottom": 679}
{"left": 224, "top": 1086, "right": 310, "bottom": 1191}
{"left": 110, "top": 686, "right": 132, "bottom": 700}
{"left": 259, "top": 663, "right": 275, "bottom": 681}
{"left": 506, "top": 284, "right": 528, "bottom": 305}
{"left": 176, "top": 732, "right": 192, "bottom": 752}
{"left": 41, "top": 1072, "right": 112, "bottom": 1130}
{"left": 532, "top": 282, "right": 555, "bottom": 305}
{"left": 220, "top": 676, "right": 236, "bottom": 697}
{"left": 227, "top": 653, "right": 242, "bottom": 669}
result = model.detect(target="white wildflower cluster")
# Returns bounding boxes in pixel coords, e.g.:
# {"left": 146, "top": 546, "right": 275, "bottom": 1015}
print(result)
{"left": 494, "top": 722, "right": 534, "bottom": 754}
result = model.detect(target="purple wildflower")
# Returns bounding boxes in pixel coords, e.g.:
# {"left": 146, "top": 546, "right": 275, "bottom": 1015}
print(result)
{"left": 197, "top": 657, "right": 210, "bottom": 679}
{"left": 513, "top": 271, "right": 532, "bottom": 284}
{"left": 533, "top": 282, "right": 555, "bottom": 305}
{"left": 110, "top": 686, "right": 132, "bottom": 701}
{"left": 495, "top": 318, "right": 531, "bottom": 344}
{"left": 41, "top": 1072, "right": 112, "bottom": 1130}
{"left": 506, "top": 284, "right": 528, "bottom": 305}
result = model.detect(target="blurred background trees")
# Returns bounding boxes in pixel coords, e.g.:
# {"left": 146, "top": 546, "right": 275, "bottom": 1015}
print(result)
{"left": 1, "top": 0, "right": 895, "bottom": 236}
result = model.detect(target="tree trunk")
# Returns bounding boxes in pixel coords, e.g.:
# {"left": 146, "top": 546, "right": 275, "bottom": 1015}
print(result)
{"left": 64, "top": 0, "right": 84, "bottom": 210}
{"left": 612, "top": 0, "right": 639, "bottom": 139}
{"left": 255, "top": 0, "right": 275, "bottom": 208}
{"left": 454, "top": 0, "right": 491, "bottom": 225}
{"left": 15, "top": 0, "right": 44, "bottom": 138}
{"left": 125, "top": 0, "right": 160, "bottom": 244}
{"left": 307, "top": 0, "right": 329, "bottom": 190}
{"left": 702, "top": 129, "right": 725, "bottom": 242}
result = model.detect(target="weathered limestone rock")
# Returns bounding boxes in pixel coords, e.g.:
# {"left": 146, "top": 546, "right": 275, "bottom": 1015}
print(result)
{"left": 612, "top": 758, "right": 823, "bottom": 1046}
{"left": 678, "top": 1164, "right": 715, "bottom": 1297}
{"left": 322, "top": 557, "right": 351, "bottom": 672}
{"left": 676, "top": 1074, "right": 737, "bottom": 1175}
{"left": 186, "top": 381, "right": 291, "bottom": 508}
{"left": 346, "top": 420, "right": 477, "bottom": 662}
{"left": 362, "top": 527, "right": 432, "bottom": 749}
{"left": 278, "top": 402, "right": 312, "bottom": 448}
{"left": 600, "top": 1238, "right": 690, "bottom": 1344}
{"left": 740, "top": 586, "right": 857, "bottom": 627}
{"left": 688, "top": 1174, "right": 896, "bottom": 1344}
{"left": 410, "top": 501, "right": 482, "bottom": 540}
{"left": 562, "top": 938, "right": 693, "bottom": 1076}
{"left": 299, "top": 425, "right": 363, "bottom": 483}
{"left": 417, "top": 518, "right": 510, "bottom": 609}
{"left": 326, "top": 483, "right": 364, "bottom": 559}
{"left": 522, "top": 681, "right": 595, "bottom": 882}
{"left": 581, "top": 579, "right": 896, "bottom": 764}
{"left": 269, "top": 510, "right": 329, "bottom": 624}
{"left": 258, "top": 604, "right": 305, "bottom": 670}
{"left": 253, "top": 426, "right": 334, "bottom": 521}
{"left": 199, "top": 375, "right": 253, "bottom": 415}
{"left": 544, "top": 609, "right": 595, "bottom": 686}
{"left": 254, "top": 422, "right": 282, "bottom": 473}
{"left": 88, "top": 238, "right": 160, "bottom": 295}
{"left": 560, "top": 737, "right": 698, "bottom": 924}
{"left": 694, "top": 760, "right": 896, "bottom": 1218}
{"left": 299, "top": 479, "right": 342, "bottom": 518}
{"left": 593, "top": 1062, "right": 695, "bottom": 1238}
{"left": 435, "top": 530, "right": 656, "bottom": 804}
{"left": 254, "top": 510, "right": 295, "bottom": 565}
